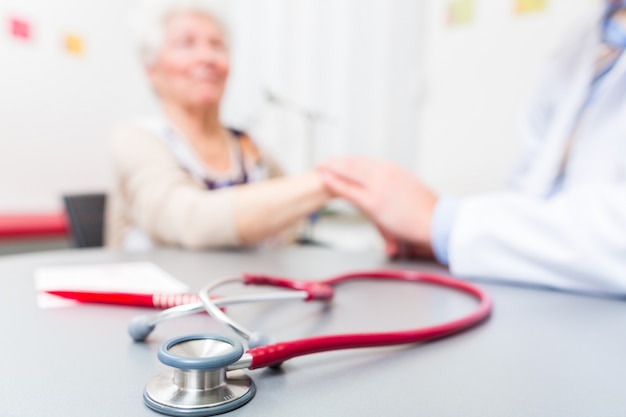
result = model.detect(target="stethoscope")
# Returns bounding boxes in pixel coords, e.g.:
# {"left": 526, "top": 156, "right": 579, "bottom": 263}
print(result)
{"left": 129, "top": 270, "right": 493, "bottom": 417}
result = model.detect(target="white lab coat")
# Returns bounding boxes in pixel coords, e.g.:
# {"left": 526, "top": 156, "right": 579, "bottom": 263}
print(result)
{"left": 449, "top": 6, "right": 626, "bottom": 295}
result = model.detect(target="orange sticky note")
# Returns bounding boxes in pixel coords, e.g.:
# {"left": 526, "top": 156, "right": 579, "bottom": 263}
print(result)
{"left": 515, "top": 0, "right": 547, "bottom": 14}
{"left": 64, "top": 34, "right": 84, "bottom": 55}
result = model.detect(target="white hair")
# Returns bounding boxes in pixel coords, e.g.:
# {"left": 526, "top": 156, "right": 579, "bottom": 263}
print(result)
{"left": 128, "top": 0, "right": 231, "bottom": 66}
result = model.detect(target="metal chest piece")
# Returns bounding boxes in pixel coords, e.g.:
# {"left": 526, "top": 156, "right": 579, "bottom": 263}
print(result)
{"left": 144, "top": 334, "right": 256, "bottom": 416}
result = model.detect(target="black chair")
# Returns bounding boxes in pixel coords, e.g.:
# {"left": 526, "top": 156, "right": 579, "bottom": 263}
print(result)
{"left": 63, "top": 193, "right": 107, "bottom": 248}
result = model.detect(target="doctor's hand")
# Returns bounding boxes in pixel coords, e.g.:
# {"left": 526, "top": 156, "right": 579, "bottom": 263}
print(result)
{"left": 318, "top": 157, "right": 438, "bottom": 258}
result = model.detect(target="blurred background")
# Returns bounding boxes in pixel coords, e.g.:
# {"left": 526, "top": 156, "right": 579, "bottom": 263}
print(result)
{"left": 0, "top": 0, "right": 600, "bottom": 251}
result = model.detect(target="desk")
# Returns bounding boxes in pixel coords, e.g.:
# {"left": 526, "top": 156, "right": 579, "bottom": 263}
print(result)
{"left": 1, "top": 247, "right": 625, "bottom": 417}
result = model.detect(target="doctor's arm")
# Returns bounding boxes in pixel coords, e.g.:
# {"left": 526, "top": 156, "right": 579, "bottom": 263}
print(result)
{"left": 318, "top": 158, "right": 439, "bottom": 258}
{"left": 446, "top": 185, "right": 626, "bottom": 295}
{"left": 320, "top": 157, "right": 626, "bottom": 296}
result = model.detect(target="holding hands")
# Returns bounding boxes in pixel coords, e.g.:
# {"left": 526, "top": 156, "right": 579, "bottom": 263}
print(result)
{"left": 317, "top": 157, "right": 439, "bottom": 259}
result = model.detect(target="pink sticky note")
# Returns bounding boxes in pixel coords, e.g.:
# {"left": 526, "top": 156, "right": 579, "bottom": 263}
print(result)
{"left": 8, "top": 17, "right": 32, "bottom": 40}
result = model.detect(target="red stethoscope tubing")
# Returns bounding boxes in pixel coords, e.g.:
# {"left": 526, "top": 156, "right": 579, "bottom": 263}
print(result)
{"left": 243, "top": 270, "right": 493, "bottom": 370}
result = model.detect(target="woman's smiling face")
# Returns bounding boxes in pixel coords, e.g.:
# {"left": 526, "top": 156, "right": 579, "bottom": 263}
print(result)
{"left": 148, "top": 12, "right": 230, "bottom": 108}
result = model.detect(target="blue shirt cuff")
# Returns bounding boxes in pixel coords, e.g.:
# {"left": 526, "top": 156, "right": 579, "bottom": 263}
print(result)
{"left": 430, "top": 196, "right": 462, "bottom": 265}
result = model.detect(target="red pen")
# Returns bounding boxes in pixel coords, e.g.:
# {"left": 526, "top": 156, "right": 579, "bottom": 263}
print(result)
{"left": 44, "top": 291, "right": 204, "bottom": 309}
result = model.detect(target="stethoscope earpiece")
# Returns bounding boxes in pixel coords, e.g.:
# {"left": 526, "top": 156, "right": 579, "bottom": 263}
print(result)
{"left": 144, "top": 334, "right": 256, "bottom": 417}
{"left": 247, "top": 331, "right": 271, "bottom": 349}
{"left": 129, "top": 314, "right": 156, "bottom": 342}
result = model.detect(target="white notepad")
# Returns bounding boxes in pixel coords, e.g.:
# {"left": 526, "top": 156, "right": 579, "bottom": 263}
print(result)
{"left": 34, "top": 262, "right": 190, "bottom": 309}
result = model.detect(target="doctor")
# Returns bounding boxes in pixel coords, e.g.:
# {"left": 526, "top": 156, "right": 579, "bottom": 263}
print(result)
{"left": 320, "top": 1, "right": 626, "bottom": 296}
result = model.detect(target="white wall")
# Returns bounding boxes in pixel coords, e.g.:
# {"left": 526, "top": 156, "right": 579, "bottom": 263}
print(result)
{"left": 0, "top": 0, "right": 425, "bottom": 212}
{"left": 417, "top": 0, "right": 601, "bottom": 195}
{"left": 207, "top": 0, "right": 427, "bottom": 173}
{"left": 0, "top": 0, "right": 604, "bottom": 212}
{"left": 0, "top": 0, "right": 156, "bottom": 212}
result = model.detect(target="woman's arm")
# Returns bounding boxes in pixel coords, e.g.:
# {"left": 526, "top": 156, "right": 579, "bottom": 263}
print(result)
{"left": 234, "top": 172, "right": 330, "bottom": 245}
{"left": 110, "top": 125, "right": 330, "bottom": 248}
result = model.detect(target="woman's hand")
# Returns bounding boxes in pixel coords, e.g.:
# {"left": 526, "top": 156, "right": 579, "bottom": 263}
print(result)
{"left": 318, "top": 157, "right": 438, "bottom": 258}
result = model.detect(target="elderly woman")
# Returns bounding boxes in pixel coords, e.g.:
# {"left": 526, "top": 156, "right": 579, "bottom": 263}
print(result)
{"left": 106, "top": 0, "right": 331, "bottom": 249}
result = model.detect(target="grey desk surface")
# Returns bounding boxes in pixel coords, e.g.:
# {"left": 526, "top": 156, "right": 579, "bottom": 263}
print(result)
{"left": 1, "top": 247, "right": 625, "bottom": 417}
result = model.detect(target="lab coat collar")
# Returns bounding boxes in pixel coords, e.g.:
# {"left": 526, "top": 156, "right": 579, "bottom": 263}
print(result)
{"left": 519, "top": 11, "right": 604, "bottom": 198}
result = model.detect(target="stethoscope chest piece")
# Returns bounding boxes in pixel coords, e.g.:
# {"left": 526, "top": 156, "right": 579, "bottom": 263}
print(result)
{"left": 144, "top": 334, "right": 256, "bottom": 417}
